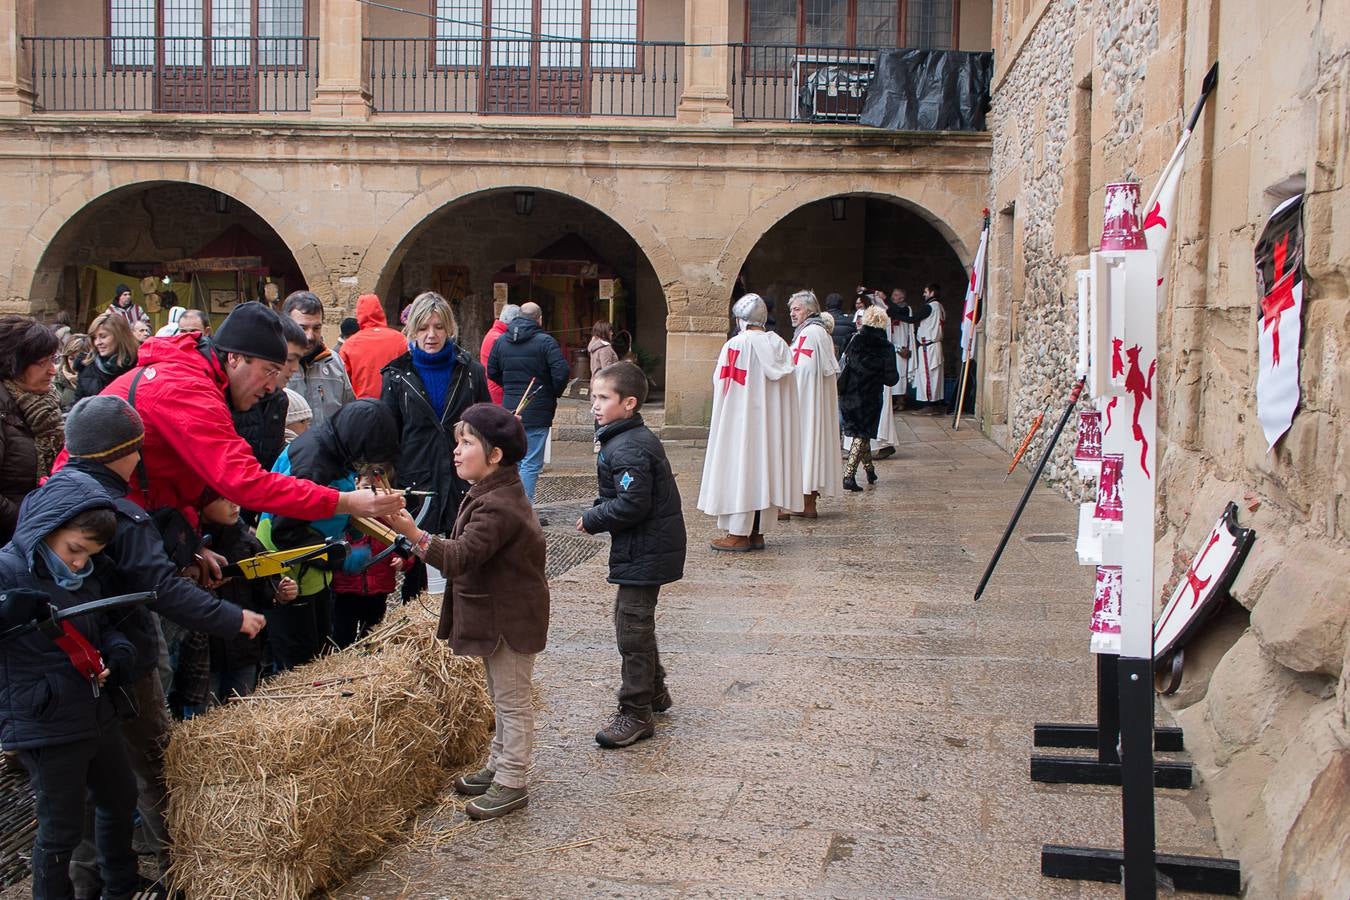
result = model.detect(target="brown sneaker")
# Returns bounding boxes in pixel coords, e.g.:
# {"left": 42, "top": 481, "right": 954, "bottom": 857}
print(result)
{"left": 777, "top": 509, "right": 791, "bottom": 522}
{"left": 465, "top": 783, "right": 529, "bottom": 820}
{"left": 453, "top": 766, "right": 495, "bottom": 796}
{"left": 652, "top": 686, "right": 673, "bottom": 713}
{"left": 750, "top": 530, "right": 765, "bottom": 550}
{"left": 710, "top": 533, "right": 754, "bottom": 552}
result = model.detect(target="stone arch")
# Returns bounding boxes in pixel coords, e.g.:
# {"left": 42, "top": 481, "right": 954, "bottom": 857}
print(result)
{"left": 12, "top": 168, "right": 323, "bottom": 309}
{"left": 718, "top": 176, "right": 977, "bottom": 307}
{"left": 360, "top": 171, "right": 682, "bottom": 308}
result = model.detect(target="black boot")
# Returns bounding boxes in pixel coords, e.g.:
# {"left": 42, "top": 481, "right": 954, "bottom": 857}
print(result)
{"left": 866, "top": 467, "right": 878, "bottom": 485}
{"left": 842, "top": 475, "right": 862, "bottom": 492}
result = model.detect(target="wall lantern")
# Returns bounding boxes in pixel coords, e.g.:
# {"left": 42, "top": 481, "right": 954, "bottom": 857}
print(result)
{"left": 514, "top": 191, "right": 536, "bottom": 216}
{"left": 830, "top": 196, "right": 848, "bottom": 221}
{"left": 214, "top": 191, "right": 230, "bottom": 214}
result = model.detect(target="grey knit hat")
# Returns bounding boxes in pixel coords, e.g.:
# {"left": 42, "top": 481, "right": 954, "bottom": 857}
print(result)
{"left": 65, "top": 395, "right": 144, "bottom": 462}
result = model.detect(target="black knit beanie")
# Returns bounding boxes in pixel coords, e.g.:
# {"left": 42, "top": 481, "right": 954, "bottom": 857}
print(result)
{"left": 213, "top": 301, "right": 287, "bottom": 364}
{"left": 66, "top": 395, "right": 144, "bottom": 463}
{"left": 459, "top": 403, "right": 527, "bottom": 465}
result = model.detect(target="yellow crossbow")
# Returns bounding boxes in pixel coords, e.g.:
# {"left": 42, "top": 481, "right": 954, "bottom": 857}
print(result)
{"left": 220, "top": 541, "right": 348, "bottom": 581}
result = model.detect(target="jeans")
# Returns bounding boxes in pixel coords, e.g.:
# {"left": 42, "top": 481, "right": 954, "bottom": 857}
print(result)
{"left": 518, "top": 426, "right": 551, "bottom": 502}
{"left": 482, "top": 640, "right": 536, "bottom": 789}
{"left": 333, "top": 592, "right": 388, "bottom": 648}
{"left": 209, "top": 665, "right": 260, "bottom": 704}
{"left": 18, "top": 732, "right": 140, "bottom": 900}
{"left": 268, "top": 587, "right": 333, "bottom": 671}
{"left": 72, "top": 671, "right": 173, "bottom": 893}
{"left": 615, "top": 584, "right": 666, "bottom": 716}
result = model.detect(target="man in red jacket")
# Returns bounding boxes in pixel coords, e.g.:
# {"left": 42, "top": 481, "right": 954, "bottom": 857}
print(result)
{"left": 479, "top": 303, "right": 521, "bottom": 405}
{"left": 53, "top": 302, "right": 403, "bottom": 531}
{"left": 339, "top": 293, "right": 409, "bottom": 399}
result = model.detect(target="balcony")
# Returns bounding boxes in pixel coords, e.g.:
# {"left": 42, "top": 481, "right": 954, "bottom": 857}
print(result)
{"left": 26, "top": 36, "right": 318, "bottom": 114}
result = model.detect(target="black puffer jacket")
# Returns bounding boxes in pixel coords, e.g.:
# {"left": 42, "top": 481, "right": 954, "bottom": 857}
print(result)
{"left": 58, "top": 461, "right": 245, "bottom": 684}
{"left": 232, "top": 386, "right": 289, "bottom": 472}
{"left": 486, "top": 318, "right": 570, "bottom": 429}
{"left": 0, "top": 474, "right": 134, "bottom": 750}
{"left": 381, "top": 350, "right": 489, "bottom": 533}
{"left": 0, "top": 382, "right": 39, "bottom": 545}
{"left": 581, "top": 415, "right": 686, "bottom": 586}
{"left": 204, "top": 520, "right": 276, "bottom": 673}
{"left": 839, "top": 325, "right": 900, "bottom": 438}
{"left": 74, "top": 353, "right": 132, "bottom": 401}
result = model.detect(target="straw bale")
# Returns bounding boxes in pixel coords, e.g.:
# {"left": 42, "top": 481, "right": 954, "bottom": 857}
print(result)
{"left": 162, "top": 604, "right": 492, "bottom": 899}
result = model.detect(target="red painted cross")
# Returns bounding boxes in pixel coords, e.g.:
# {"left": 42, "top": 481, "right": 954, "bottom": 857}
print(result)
{"left": 1261, "top": 234, "right": 1297, "bottom": 368}
{"left": 968, "top": 265, "right": 979, "bottom": 293}
{"left": 718, "top": 348, "right": 747, "bottom": 395}
{"left": 791, "top": 335, "right": 814, "bottom": 365}
{"left": 1143, "top": 201, "right": 1166, "bottom": 232}
{"left": 1156, "top": 530, "right": 1223, "bottom": 639}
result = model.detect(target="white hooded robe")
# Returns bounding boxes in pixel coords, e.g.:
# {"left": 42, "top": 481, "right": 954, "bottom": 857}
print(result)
{"left": 698, "top": 328, "right": 803, "bottom": 533}
{"left": 789, "top": 320, "right": 842, "bottom": 497}
{"left": 915, "top": 300, "right": 946, "bottom": 402}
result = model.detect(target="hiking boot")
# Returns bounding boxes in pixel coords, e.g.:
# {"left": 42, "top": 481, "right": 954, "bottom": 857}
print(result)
{"left": 596, "top": 708, "right": 656, "bottom": 748}
{"left": 465, "top": 783, "right": 529, "bottom": 820}
{"left": 652, "top": 686, "right": 673, "bottom": 713}
{"left": 710, "top": 533, "right": 753, "bottom": 552}
{"left": 842, "top": 476, "right": 862, "bottom": 492}
{"left": 866, "top": 467, "right": 878, "bottom": 485}
{"left": 453, "top": 767, "right": 495, "bottom": 796}
{"left": 874, "top": 446, "right": 896, "bottom": 460}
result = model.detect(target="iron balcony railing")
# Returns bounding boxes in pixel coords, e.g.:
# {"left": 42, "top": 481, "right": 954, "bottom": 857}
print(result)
{"left": 730, "top": 42, "right": 885, "bottom": 123}
{"left": 366, "top": 37, "right": 682, "bottom": 117}
{"left": 25, "top": 36, "right": 318, "bottom": 114}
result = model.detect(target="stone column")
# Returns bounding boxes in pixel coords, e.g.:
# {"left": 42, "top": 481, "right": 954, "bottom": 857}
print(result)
{"left": 0, "top": 0, "right": 35, "bottom": 115}
{"left": 676, "top": 0, "right": 734, "bottom": 125}
{"left": 312, "top": 0, "right": 372, "bottom": 118}
{"left": 661, "top": 278, "right": 731, "bottom": 435}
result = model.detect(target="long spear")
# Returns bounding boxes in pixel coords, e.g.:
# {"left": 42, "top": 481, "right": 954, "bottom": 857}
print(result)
{"left": 973, "top": 376, "right": 1086, "bottom": 601}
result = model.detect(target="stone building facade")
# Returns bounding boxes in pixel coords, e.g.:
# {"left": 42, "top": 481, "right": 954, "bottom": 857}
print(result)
{"left": 981, "top": 0, "right": 1350, "bottom": 894}
{"left": 0, "top": 0, "right": 993, "bottom": 433}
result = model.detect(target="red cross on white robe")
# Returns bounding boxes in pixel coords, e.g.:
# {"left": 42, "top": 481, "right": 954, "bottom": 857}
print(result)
{"left": 1261, "top": 234, "right": 1296, "bottom": 368}
{"left": 718, "top": 348, "right": 747, "bottom": 395}
{"left": 791, "top": 335, "right": 814, "bottom": 366}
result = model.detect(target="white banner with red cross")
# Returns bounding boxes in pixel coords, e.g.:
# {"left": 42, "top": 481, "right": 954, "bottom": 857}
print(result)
{"left": 1254, "top": 194, "right": 1305, "bottom": 451}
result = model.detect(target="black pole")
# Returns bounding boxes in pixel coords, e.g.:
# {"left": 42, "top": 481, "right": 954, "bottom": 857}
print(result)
{"left": 973, "top": 376, "right": 1086, "bottom": 601}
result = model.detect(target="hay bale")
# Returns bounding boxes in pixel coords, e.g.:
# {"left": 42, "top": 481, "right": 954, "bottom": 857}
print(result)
{"left": 163, "top": 605, "right": 492, "bottom": 899}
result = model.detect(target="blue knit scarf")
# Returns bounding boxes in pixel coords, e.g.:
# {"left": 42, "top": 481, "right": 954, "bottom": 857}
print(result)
{"left": 409, "top": 341, "right": 457, "bottom": 418}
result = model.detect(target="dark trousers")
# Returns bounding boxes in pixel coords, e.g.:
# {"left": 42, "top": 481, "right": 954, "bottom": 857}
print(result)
{"left": 400, "top": 559, "right": 427, "bottom": 603}
{"left": 615, "top": 584, "right": 666, "bottom": 716}
{"left": 332, "top": 591, "right": 388, "bottom": 648}
{"left": 71, "top": 671, "right": 173, "bottom": 893}
{"left": 268, "top": 587, "right": 333, "bottom": 671}
{"left": 18, "top": 732, "right": 140, "bottom": 900}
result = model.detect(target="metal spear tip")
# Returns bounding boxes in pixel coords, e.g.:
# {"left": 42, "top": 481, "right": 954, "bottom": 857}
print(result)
{"left": 1201, "top": 62, "right": 1218, "bottom": 95}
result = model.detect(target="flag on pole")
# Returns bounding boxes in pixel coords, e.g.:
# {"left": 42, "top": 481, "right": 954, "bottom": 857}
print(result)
{"left": 1142, "top": 62, "right": 1218, "bottom": 292}
{"left": 959, "top": 222, "right": 988, "bottom": 362}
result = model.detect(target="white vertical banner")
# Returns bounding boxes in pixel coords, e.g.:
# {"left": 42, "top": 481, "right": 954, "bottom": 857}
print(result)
{"left": 959, "top": 224, "right": 988, "bottom": 362}
{"left": 1254, "top": 194, "right": 1305, "bottom": 450}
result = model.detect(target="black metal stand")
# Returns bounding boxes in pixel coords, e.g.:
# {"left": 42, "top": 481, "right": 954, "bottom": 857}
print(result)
{"left": 1039, "top": 657, "right": 1242, "bottom": 897}
{"left": 1031, "top": 653, "right": 1192, "bottom": 787}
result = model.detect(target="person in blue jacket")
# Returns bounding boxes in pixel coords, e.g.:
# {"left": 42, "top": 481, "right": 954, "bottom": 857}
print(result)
{"left": 0, "top": 477, "right": 141, "bottom": 900}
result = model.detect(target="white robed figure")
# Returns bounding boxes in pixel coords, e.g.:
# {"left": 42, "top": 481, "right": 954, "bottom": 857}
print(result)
{"left": 895, "top": 283, "right": 946, "bottom": 406}
{"left": 780, "top": 291, "right": 841, "bottom": 521}
{"left": 888, "top": 288, "right": 916, "bottom": 399}
{"left": 698, "top": 294, "right": 802, "bottom": 552}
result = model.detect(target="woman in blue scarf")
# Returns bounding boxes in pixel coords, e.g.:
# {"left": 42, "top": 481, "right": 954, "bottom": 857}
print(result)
{"left": 379, "top": 292, "right": 490, "bottom": 597}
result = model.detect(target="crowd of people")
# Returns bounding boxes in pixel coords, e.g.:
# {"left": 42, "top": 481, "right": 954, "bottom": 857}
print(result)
{"left": 0, "top": 283, "right": 681, "bottom": 899}
{"left": 698, "top": 284, "right": 943, "bottom": 550}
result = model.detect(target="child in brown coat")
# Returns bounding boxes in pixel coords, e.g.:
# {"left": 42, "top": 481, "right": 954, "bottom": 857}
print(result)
{"left": 389, "top": 402, "right": 548, "bottom": 820}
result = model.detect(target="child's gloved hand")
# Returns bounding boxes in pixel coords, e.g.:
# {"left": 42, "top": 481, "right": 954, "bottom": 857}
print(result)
{"left": 341, "top": 546, "right": 372, "bottom": 574}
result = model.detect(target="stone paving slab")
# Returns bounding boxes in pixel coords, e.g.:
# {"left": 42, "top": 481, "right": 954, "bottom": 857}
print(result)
{"left": 334, "top": 409, "right": 1226, "bottom": 899}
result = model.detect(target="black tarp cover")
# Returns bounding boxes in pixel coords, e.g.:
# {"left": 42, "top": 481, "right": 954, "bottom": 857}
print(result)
{"left": 858, "top": 49, "right": 993, "bottom": 131}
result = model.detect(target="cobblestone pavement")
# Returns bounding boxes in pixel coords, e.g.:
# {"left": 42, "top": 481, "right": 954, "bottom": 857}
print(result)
{"left": 337, "top": 410, "right": 1225, "bottom": 899}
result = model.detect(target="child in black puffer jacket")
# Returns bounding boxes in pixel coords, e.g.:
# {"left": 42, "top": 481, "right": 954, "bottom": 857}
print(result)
{"left": 578, "top": 362, "right": 686, "bottom": 750}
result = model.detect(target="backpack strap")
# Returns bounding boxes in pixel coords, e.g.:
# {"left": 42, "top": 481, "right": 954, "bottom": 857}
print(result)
{"left": 125, "top": 367, "right": 153, "bottom": 502}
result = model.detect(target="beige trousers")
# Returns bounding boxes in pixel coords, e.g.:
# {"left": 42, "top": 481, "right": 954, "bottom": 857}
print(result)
{"left": 482, "top": 639, "right": 536, "bottom": 789}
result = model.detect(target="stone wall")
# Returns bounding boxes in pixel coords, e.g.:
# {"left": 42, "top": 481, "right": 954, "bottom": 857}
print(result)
{"left": 985, "top": 0, "right": 1350, "bottom": 894}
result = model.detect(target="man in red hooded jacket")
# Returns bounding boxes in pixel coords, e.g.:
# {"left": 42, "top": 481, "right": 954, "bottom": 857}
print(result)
{"left": 479, "top": 303, "right": 521, "bottom": 405}
{"left": 339, "top": 293, "right": 410, "bottom": 399}
{"left": 52, "top": 302, "right": 403, "bottom": 531}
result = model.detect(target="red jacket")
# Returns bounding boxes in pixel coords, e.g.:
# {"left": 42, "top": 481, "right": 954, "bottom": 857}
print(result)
{"left": 479, "top": 319, "right": 508, "bottom": 405}
{"left": 339, "top": 295, "right": 409, "bottom": 399}
{"left": 330, "top": 534, "right": 400, "bottom": 595}
{"left": 51, "top": 333, "right": 338, "bottom": 527}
